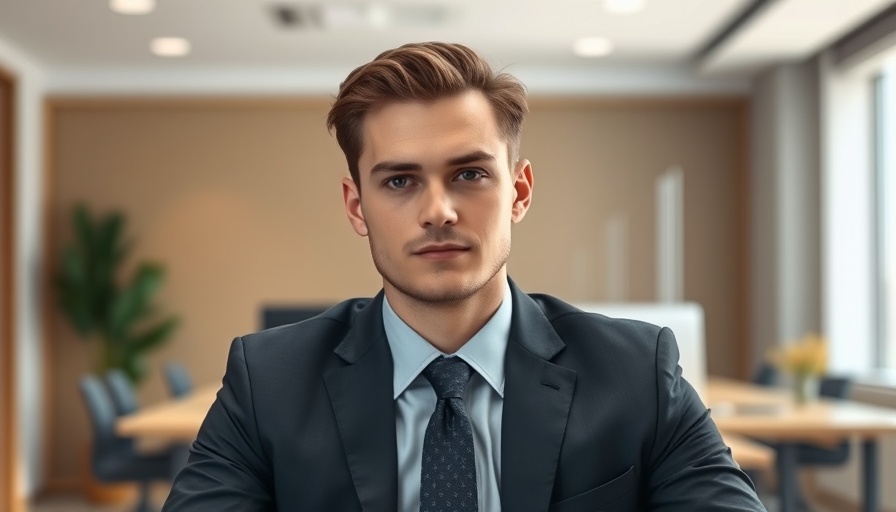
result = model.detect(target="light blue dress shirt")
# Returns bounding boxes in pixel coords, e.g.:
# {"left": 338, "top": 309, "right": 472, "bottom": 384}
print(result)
{"left": 383, "top": 282, "right": 511, "bottom": 512}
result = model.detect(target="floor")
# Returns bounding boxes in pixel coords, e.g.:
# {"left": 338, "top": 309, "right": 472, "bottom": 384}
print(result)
{"left": 31, "top": 483, "right": 170, "bottom": 512}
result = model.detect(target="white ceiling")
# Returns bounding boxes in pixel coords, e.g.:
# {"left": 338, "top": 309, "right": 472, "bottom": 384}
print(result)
{"left": 702, "top": 0, "right": 896, "bottom": 74}
{"left": 0, "top": 0, "right": 751, "bottom": 68}
{"left": 0, "top": 0, "right": 893, "bottom": 94}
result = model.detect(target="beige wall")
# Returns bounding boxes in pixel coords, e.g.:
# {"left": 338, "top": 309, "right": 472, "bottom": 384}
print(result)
{"left": 45, "top": 97, "right": 747, "bottom": 487}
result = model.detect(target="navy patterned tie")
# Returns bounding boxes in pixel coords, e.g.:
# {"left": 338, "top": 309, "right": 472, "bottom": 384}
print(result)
{"left": 420, "top": 356, "right": 478, "bottom": 512}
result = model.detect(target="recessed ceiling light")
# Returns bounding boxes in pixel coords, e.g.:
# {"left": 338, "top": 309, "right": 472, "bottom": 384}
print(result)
{"left": 151, "top": 38, "right": 191, "bottom": 57}
{"left": 368, "top": 4, "right": 391, "bottom": 29}
{"left": 110, "top": 0, "right": 155, "bottom": 15}
{"left": 573, "top": 37, "right": 614, "bottom": 58}
{"left": 604, "top": 0, "right": 645, "bottom": 14}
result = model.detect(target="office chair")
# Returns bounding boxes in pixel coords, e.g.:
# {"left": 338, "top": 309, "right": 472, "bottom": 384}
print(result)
{"left": 774, "top": 376, "right": 853, "bottom": 510}
{"left": 163, "top": 361, "right": 193, "bottom": 398}
{"left": 105, "top": 369, "right": 139, "bottom": 416}
{"left": 80, "top": 374, "right": 173, "bottom": 512}
{"left": 790, "top": 377, "right": 852, "bottom": 462}
{"left": 752, "top": 363, "right": 779, "bottom": 387}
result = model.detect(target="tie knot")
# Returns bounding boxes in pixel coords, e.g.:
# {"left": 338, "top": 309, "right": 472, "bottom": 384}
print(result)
{"left": 423, "top": 356, "right": 472, "bottom": 399}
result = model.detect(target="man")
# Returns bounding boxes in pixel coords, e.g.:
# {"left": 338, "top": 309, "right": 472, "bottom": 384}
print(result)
{"left": 163, "top": 42, "right": 765, "bottom": 511}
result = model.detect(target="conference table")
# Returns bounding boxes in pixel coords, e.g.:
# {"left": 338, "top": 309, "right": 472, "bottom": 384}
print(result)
{"left": 706, "top": 376, "right": 896, "bottom": 512}
{"left": 116, "top": 383, "right": 772, "bottom": 466}
{"left": 117, "top": 379, "right": 896, "bottom": 511}
{"left": 118, "top": 386, "right": 219, "bottom": 442}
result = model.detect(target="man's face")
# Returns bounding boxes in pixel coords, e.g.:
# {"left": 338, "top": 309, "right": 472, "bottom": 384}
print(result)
{"left": 342, "top": 90, "right": 533, "bottom": 304}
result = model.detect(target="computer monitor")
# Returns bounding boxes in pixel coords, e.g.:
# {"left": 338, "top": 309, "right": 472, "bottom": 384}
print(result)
{"left": 261, "top": 306, "right": 331, "bottom": 330}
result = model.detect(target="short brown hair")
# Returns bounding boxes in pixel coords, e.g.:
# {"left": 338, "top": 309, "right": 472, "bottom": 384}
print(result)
{"left": 326, "top": 42, "right": 528, "bottom": 187}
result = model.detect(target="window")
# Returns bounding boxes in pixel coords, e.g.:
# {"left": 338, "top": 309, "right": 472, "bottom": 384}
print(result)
{"left": 873, "top": 59, "right": 896, "bottom": 372}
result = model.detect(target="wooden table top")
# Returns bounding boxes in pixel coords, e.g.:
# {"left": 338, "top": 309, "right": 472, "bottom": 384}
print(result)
{"left": 117, "top": 377, "right": 896, "bottom": 468}
{"left": 721, "top": 434, "right": 773, "bottom": 470}
{"left": 116, "top": 385, "right": 219, "bottom": 441}
{"left": 706, "top": 377, "right": 896, "bottom": 441}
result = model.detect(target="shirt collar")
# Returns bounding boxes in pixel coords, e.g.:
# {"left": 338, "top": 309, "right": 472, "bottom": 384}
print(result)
{"left": 383, "top": 281, "right": 512, "bottom": 400}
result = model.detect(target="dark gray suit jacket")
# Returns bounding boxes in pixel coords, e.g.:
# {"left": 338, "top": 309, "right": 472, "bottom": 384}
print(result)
{"left": 163, "top": 280, "right": 765, "bottom": 511}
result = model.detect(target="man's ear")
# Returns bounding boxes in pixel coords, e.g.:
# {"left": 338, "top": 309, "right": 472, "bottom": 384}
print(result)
{"left": 342, "top": 177, "right": 368, "bottom": 236}
{"left": 511, "top": 160, "right": 533, "bottom": 223}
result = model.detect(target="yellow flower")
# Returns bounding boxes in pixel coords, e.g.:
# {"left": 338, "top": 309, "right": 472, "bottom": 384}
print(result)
{"left": 767, "top": 332, "right": 828, "bottom": 376}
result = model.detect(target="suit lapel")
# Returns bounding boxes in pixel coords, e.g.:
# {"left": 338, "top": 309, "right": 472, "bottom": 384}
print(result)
{"left": 324, "top": 292, "right": 398, "bottom": 512}
{"left": 501, "top": 281, "right": 577, "bottom": 512}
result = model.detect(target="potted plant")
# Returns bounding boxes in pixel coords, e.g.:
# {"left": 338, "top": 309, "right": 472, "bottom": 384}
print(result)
{"left": 55, "top": 204, "right": 179, "bottom": 385}
{"left": 56, "top": 204, "right": 180, "bottom": 502}
{"left": 767, "top": 332, "right": 828, "bottom": 404}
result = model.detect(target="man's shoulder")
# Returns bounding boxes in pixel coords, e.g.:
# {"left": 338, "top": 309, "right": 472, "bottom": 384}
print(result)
{"left": 526, "top": 292, "right": 663, "bottom": 354}
{"left": 239, "top": 296, "right": 373, "bottom": 351}
{"left": 528, "top": 292, "right": 661, "bottom": 334}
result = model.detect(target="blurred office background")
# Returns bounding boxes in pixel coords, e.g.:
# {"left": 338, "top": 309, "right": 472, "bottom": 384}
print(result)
{"left": 2, "top": 0, "right": 896, "bottom": 510}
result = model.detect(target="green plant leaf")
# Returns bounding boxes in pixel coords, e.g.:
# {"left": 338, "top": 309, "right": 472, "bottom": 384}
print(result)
{"left": 55, "top": 286, "right": 93, "bottom": 336}
{"left": 128, "top": 316, "right": 179, "bottom": 354}
{"left": 56, "top": 238, "right": 95, "bottom": 335}
{"left": 96, "top": 212, "right": 127, "bottom": 270}
{"left": 59, "top": 245, "right": 87, "bottom": 287}
{"left": 121, "top": 353, "right": 149, "bottom": 385}
{"left": 73, "top": 204, "right": 94, "bottom": 257}
{"left": 61, "top": 204, "right": 121, "bottom": 334}
{"left": 108, "top": 263, "right": 165, "bottom": 340}
{"left": 54, "top": 204, "right": 177, "bottom": 388}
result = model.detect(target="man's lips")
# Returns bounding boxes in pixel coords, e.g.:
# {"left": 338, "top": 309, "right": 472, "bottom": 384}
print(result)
{"left": 413, "top": 244, "right": 470, "bottom": 254}
{"left": 412, "top": 244, "right": 471, "bottom": 258}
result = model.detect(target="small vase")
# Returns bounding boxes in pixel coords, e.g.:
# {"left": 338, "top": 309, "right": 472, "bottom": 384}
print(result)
{"left": 792, "top": 373, "right": 819, "bottom": 405}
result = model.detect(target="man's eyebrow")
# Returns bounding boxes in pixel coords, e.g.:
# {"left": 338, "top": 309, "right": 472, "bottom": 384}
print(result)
{"left": 369, "top": 150, "right": 496, "bottom": 175}
{"left": 369, "top": 161, "right": 422, "bottom": 175}
{"left": 447, "top": 150, "right": 496, "bottom": 166}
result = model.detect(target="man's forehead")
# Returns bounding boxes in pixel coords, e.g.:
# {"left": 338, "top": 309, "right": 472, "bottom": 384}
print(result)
{"left": 360, "top": 93, "right": 500, "bottom": 152}
{"left": 365, "top": 92, "right": 494, "bottom": 128}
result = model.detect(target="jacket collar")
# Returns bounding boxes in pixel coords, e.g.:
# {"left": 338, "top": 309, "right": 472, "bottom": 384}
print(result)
{"left": 326, "top": 280, "right": 576, "bottom": 512}
{"left": 502, "top": 278, "right": 577, "bottom": 512}
{"left": 324, "top": 291, "right": 398, "bottom": 512}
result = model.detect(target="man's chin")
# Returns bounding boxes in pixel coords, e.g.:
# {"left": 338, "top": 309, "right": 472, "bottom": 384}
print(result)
{"left": 402, "top": 285, "right": 476, "bottom": 305}
{"left": 384, "top": 275, "right": 481, "bottom": 305}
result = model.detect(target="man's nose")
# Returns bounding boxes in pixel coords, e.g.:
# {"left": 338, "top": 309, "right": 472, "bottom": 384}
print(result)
{"left": 418, "top": 184, "right": 458, "bottom": 228}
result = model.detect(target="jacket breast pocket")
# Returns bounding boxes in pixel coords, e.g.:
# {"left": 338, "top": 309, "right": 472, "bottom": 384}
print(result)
{"left": 548, "top": 466, "right": 636, "bottom": 512}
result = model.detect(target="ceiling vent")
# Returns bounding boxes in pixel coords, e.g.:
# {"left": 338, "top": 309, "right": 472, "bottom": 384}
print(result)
{"left": 270, "top": 4, "right": 307, "bottom": 29}
{"left": 270, "top": 3, "right": 450, "bottom": 30}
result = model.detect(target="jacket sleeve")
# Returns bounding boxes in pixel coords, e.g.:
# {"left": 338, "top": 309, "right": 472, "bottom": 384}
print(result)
{"left": 646, "top": 327, "right": 767, "bottom": 511}
{"left": 162, "top": 337, "right": 275, "bottom": 511}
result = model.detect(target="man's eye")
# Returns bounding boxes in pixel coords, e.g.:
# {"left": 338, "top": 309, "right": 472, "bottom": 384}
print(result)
{"left": 457, "top": 169, "right": 483, "bottom": 181}
{"left": 387, "top": 176, "right": 409, "bottom": 189}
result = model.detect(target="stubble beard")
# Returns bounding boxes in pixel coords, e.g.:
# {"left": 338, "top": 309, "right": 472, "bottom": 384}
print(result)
{"left": 368, "top": 233, "right": 511, "bottom": 305}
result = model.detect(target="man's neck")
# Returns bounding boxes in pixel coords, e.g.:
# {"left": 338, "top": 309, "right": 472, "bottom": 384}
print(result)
{"left": 384, "top": 272, "right": 508, "bottom": 354}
